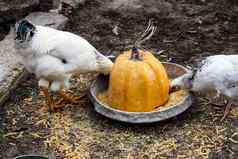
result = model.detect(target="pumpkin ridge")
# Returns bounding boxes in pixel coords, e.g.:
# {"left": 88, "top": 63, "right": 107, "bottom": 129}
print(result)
{"left": 144, "top": 58, "right": 169, "bottom": 105}
{"left": 123, "top": 60, "right": 132, "bottom": 110}
{"left": 109, "top": 59, "right": 127, "bottom": 110}
{"left": 145, "top": 61, "right": 163, "bottom": 100}
{"left": 135, "top": 62, "right": 147, "bottom": 111}
{"left": 140, "top": 63, "right": 151, "bottom": 110}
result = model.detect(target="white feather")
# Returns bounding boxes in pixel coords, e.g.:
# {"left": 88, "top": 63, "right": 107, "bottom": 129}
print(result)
{"left": 14, "top": 24, "right": 113, "bottom": 91}
{"left": 171, "top": 55, "right": 238, "bottom": 99}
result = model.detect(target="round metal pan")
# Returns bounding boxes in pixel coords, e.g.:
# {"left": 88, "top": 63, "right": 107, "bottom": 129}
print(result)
{"left": 89, "top": 62, "right": 192, "bottom": 123}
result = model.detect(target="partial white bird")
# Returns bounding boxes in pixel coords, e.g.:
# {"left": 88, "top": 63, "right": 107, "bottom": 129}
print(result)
{"left": 171, "top": 55, "right": 238, "bottom": 121}
{"left": 14, "top": 19, "right": 113, "bottom": 112}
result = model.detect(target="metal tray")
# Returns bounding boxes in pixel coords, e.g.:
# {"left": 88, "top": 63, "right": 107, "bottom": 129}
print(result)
{"left": 13, "top": 155, "right": 49, "bottom": 159}
{"left": 89, "top": 62, "right": 192, "bottom": 123}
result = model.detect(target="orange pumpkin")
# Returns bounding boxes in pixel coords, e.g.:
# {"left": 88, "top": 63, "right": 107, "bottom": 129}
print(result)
{"left": 108, "top": 47, "right": 170, "bottom": 112}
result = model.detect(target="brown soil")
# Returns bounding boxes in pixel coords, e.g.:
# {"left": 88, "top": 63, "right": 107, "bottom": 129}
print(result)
{"left": 1, "top": 0, "right": 238, "bottom": 158}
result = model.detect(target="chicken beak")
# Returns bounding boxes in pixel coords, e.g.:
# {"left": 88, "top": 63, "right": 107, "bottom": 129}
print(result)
{"left": 169, "top": 85, "right": 181, "bottom": 93}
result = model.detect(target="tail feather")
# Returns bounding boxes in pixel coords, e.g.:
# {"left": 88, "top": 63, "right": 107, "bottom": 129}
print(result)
{"left": 64, "top": 51, "right": 114, "bottom": 75}
{"left": 95, "top": 51, "right": 114, "bottom": 75}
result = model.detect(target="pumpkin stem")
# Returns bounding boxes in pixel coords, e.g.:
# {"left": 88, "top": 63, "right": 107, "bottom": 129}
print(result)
{"left": 130, "top": 46, "right": 142, "bottom": 60}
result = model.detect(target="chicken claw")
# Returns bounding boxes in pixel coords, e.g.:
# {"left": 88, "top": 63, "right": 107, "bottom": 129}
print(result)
{"left": 56, "top": 90, "right": 87, "bottom": 105}
{"left": 41, "top": 87, "right": 57, "bottom": 112}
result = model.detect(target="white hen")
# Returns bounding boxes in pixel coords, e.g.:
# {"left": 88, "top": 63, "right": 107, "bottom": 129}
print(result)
{"left": 171, "top": 55, "right": 238, "bottom": 121}
{"left": 14, "top": 19, "right": 113, "bottom": 112}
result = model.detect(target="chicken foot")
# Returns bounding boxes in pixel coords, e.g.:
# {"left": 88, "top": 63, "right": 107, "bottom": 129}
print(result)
{"left": 55, "top": 90, "right": 87, "bottom": 107}
{"left": 41, "top": 87, "right": 57, "bottom": 112}
{"left": 41, "top": 86, "right": 87, "bottom": 112}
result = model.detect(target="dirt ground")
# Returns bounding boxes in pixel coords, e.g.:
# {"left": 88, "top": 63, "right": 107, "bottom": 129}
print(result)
{"left": 1, "top": 0, "right": 238, "bottom": 158}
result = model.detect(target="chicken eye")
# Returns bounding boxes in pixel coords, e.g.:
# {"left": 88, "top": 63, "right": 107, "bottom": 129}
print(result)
{"left": 61, "top": 59, "right": 67, "bottom": 64}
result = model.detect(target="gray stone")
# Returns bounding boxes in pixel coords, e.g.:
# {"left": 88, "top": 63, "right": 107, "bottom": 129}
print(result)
{"left": 0, "top": 12, "right": 68, "bottom": 106}
{"left": 26, "top": 12, "right": 68, "bottom": 29}
{"left": 0, "top": 0, "right": 39, "bottom": 22}
{"left": 103, "top": 0, "right": 173, "bottom": 18}
{"left": 39, "top": 0, "right": 54, "bottom": 12}
{"left": 0, "top": 0, "right": 39, "bottom": 40}
{"left": 52, "top": 0, "right": 86, "bottom": 9}
{"left": 106, "top": 0, "right": 142, "bottom": 10}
